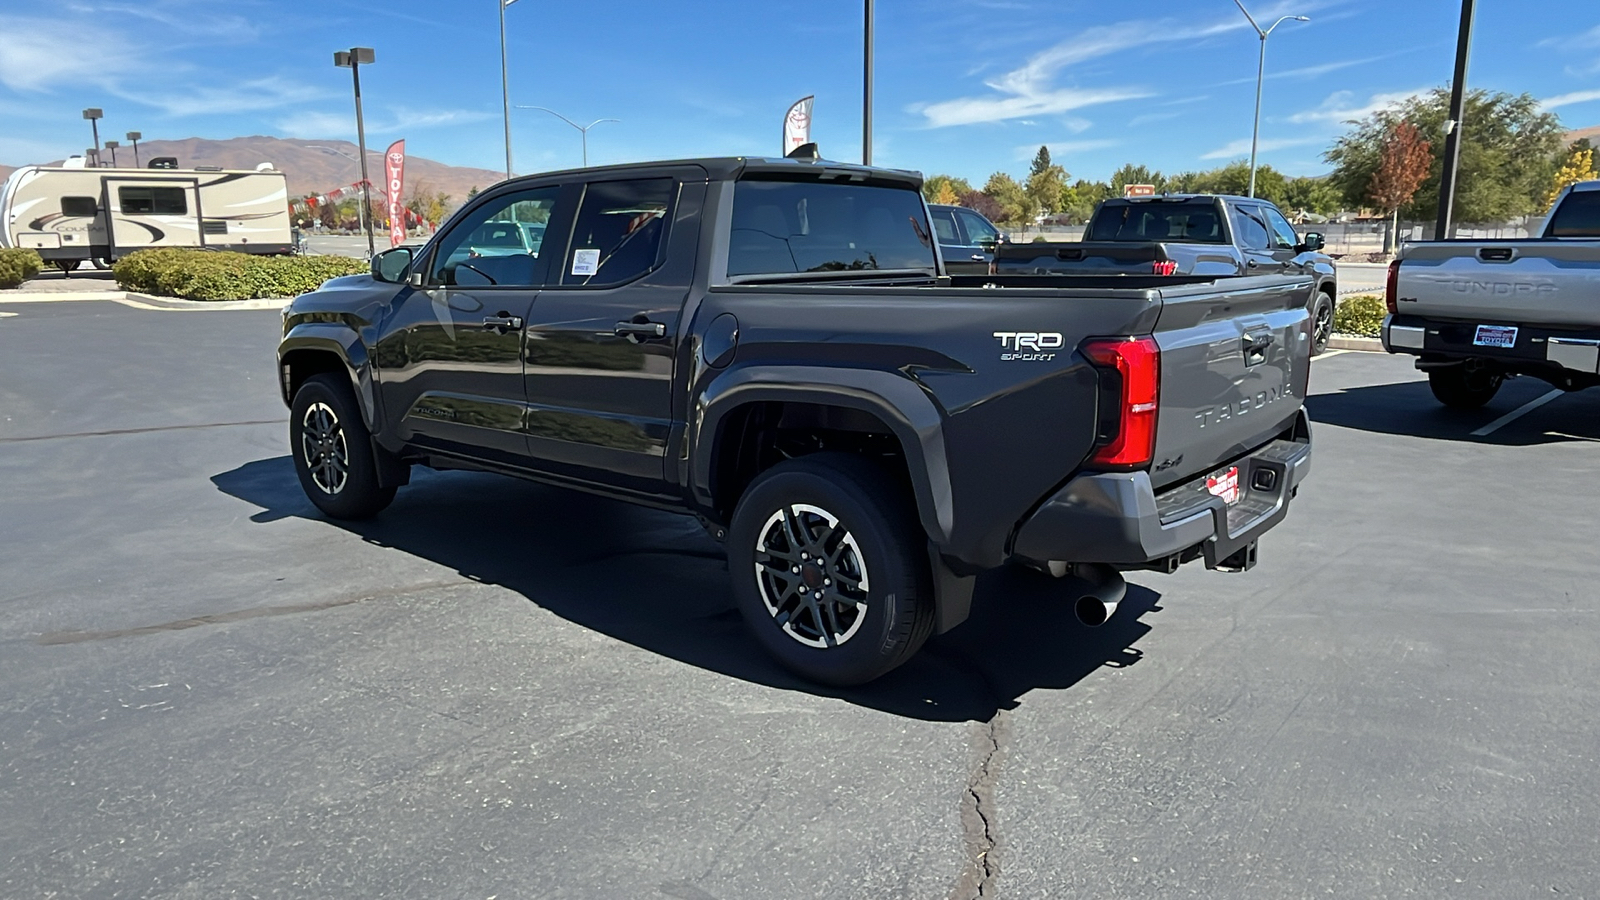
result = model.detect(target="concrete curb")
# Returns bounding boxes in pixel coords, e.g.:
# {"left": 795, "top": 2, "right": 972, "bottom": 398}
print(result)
{"left": 1328, "top": 335, "right": 1383, "bottom": 352}
{"left": 0, "top": 290, "right": 293, "bottom": 311}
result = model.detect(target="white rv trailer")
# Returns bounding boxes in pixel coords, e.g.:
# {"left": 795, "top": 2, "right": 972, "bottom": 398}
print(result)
{"left": 0, "top": 162, "right": 292, "bottom": 271}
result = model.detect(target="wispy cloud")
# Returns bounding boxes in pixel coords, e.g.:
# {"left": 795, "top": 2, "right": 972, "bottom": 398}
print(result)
{"left": 1200, "top": 136, "right": 1322, "bottom": 160}
{"left": 125, "top": 77, "right": 330, "bottom": 117}
{"left": 912, "top": 2, "right": 1312, "bottom": 128}
{"left": 276, "top": 106, "right": 496, "bottom": 140}
{"left": 1212, "top": 55, "right": 1389, "bottom": 87}
{"left": 1287, "top": 87, "right": 1430, "bottom": 124}
{"left": 1128, "top": 111, "right": 1181, "bottom": 127}
{"left": 0, "top": 15, "right": 143, "bottom": 92}
{"left": 1542, "top": 88, "right": 1600, "bottom": 109}
{"left": 1014, "top": 139, "right": 1120, "bottom": 159}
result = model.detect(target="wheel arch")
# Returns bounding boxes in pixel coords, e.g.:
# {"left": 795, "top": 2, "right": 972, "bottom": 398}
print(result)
{"left": 277, "top": 324, "right": 377, "bottom": 428}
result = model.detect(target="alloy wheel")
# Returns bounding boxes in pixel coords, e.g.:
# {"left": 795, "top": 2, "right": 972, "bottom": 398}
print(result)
{"left": 753, "top": 503, "right": 871, "bottom": 648}
{"left": 300, "top": 401, "right": 349, "bottom": 495}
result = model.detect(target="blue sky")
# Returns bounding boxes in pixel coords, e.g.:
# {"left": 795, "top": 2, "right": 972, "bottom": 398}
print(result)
{"left": 3, "top": 0, "right": 1600, "bottom": 184}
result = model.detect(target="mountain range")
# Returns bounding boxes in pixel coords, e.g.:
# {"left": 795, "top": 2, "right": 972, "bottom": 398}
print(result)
{"left": 0, "top": 136, "right": 505, "bottom": 204}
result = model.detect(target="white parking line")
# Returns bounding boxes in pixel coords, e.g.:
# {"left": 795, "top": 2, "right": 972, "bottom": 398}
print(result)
{"left": 1313, "top": 349, "right": 1350, "bottom": 360}
{"left": 1471, "top": 389, "right": 1564, "bottom": 437}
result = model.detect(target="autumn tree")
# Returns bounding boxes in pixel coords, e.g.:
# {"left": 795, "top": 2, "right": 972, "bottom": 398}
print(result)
{"left": 1368, "top": 121, "right": 1432, "bottom": 252}
{"left": 1545, "top": 147, "right": 1597, "bottom": 209}
{"left": 982, "top": 172, "right": 1034, "bottom": 225}
{"left": 957, "top": 189, "right": 1004, "bottom": 224}
{"left": 921, "top": 174, "right": 973, "bottom": 205}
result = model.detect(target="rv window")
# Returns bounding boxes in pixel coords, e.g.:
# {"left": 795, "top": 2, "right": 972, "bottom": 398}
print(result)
{"left": 61, "top": 197, "right": 98, "bottom": 218}
{"left": 119, "top": 186, "right": 188, "bottom": 216}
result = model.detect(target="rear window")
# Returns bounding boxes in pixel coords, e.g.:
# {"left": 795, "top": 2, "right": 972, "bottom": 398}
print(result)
{"left": 1086, "top": 201, "right": 1226, "bottom": 243}
{"left": 728, "top": 180, "right": 936, "bottom": 277}
{"left": 1546, "top": 190, "right": 1600, "bottom": 237}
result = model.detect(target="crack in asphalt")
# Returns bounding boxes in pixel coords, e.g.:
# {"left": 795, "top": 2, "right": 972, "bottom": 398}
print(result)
{"left": 0, "top": 419, "right": 283, "bottom": 444}
{"left": 951, "top": 714, "right": 1008, "bottom": 900}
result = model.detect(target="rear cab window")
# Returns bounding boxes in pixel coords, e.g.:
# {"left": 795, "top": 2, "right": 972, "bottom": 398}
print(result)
{"left": 559, "top": 178, "right": 677, "bottom": 287}
{"left": 1229, "top": 204, "right": 1272, "bottom": 251}
{"left": 1086, "top": 200, "right": 1226, "bottom": 243}
{"left": 727, "top": 179, "right": 937, "bottom": 278}
{"left": 1546, "top": 190, "right": 1600, "bottom": 237}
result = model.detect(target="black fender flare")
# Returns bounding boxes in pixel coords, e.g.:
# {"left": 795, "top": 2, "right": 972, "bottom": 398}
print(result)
{"left": 691, "top": 364, "right": 954, "bottom": 548}
{"left": 276, "top": 324, "right": 378, "bottom": 430}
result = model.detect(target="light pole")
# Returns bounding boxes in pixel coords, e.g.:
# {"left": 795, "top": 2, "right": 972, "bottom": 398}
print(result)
{"left": 82, "top": 108, "right": 103, "bottom": 165}
{"left": 126, "top": 131, "right": 142, "bottom": 168}
{"left": 1234, "top": 1, "right": 1309, "bottom": 198}
{"left": 500, "top": 0, "right": 519, "bottom": 180}
{"left": 104, "top": 140, "right": 120, "bottom": 167}
{"left": 863, "top": 0, "right": 874, "bottom": 165}
{"left": 516, "top": 106, "right": 618, "bottom": 167}
{"left": 1435, "top": 0, "right": 1476, "bottom": 240}
{"left": 334, "top": 47, "right": 377, "bottom": 257}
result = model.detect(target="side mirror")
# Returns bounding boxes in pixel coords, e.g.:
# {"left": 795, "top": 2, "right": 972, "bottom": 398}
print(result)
{"left": 1300, "top": 232, "right": 1325, "bottom": 252}
{"left": 976, "top": 238, "right": 998, "bottom": 253}
{"left": 372, "top": 247, "right": 413, "bottom": 284}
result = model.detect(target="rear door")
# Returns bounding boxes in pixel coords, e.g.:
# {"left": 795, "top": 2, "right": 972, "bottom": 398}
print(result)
{"left": 1148, "top": 275, "right": 1312, "bottom": 490}
{"left": 102, "top": 177, "right": 201, "bottom": 255}
{"left": 519, "top": 172, "right": 700, "bottom": 496}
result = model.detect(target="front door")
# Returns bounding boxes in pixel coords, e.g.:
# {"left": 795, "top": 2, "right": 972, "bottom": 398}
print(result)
{"left": 373, "top": 185, "right": 563, "bottom": 464}
{"left": 521, "top": 175, "right": 691, "bottom": 495}
{"left": 1230, "top": 203, "right": 1289, "bottom": 274}
{"left": 102, "top": 177, "right": 200, "bottom": 255}
{"left": 954, "top": 208, "right": 1002, "bottom": 273}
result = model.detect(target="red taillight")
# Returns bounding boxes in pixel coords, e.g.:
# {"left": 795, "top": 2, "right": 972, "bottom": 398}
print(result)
{"left": 1385, "top": 259, "right": 1400, "bottom": 314}
{"left": 1152, "top": 259, "right": 1178, "bottom": 276}
{"left": 1082, "top": 336, "right": 1160, "bottom": 469}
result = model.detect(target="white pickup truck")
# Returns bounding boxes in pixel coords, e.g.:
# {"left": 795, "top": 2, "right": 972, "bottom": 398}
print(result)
{"left": 1382, "top": 180, "right": 1600, "bottom": 407}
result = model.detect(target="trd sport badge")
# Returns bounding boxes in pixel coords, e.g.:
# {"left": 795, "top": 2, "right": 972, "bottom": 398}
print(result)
{"left": 993, "top": 331, "right": 1063, "bottom": 361}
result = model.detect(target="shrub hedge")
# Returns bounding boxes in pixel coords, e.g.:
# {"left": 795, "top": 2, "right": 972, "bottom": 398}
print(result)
{"left": 0, "top": 247, "right": 44, "bottom": 289}
{"left": 112, "top": 249, "right": 370, "bottom": 301}
{"left": 1333, "top": 294, "right": 1386, "bottom": 338}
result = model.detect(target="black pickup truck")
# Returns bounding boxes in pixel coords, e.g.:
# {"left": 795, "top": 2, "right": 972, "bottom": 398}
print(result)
{"left": 994, "top": 195, "right": 1340, "bottom": 354}
{"left": 277, "top": 157, "right": 1315, "bottom": 685}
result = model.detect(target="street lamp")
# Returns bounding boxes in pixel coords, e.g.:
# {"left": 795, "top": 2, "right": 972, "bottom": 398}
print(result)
{"left": 500, "top": 0, "right": 519, "bottom": 180}
{"left": 104, "top": 140, "right": 120, "bottom": 167}
{"left": 516, "top": 106, "right": 618, "bottom": 167}
{"left": 1233, "top": 1, "right": 1309, "bottom": 198}
{"left": 126, "top": 131, "right": 142, "bottom": 168}
{"left": 334, "top": 46, "right": 377, "bottom": 258}
{"left": 82, "top": 108, "right": 103, "bottom": 164}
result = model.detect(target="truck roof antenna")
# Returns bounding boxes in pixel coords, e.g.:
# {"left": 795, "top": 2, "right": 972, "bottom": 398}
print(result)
{"left": 786, "top": 142, "right": 820, "bottom": 161}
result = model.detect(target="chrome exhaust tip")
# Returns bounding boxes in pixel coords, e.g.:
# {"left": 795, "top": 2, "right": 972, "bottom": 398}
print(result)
{"left": 1069, "top": 563, "right": 1127, "bottom": 627}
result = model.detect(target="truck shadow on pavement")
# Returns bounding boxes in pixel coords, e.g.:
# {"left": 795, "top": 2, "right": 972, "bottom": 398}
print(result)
{"left": 1305, "top": 378, "right": 1600, "bottom": 445}
{"left": 213, "top": 456, "right": 1163, "bottom": 723}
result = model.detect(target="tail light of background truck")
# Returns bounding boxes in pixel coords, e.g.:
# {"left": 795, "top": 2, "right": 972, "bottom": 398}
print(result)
{"left": 1385, "top": 259, "right": 1400, "bottom": 314}
{"left": 1081, "top": 336, "right": 1160, "bottom": 469}
{"left": 1152, "top": 260, "right": 1178, "bottom": 276}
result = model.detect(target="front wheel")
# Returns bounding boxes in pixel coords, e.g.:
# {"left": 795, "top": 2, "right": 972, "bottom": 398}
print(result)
{"left": 1311, "top": 292, "right": 1334, "bottom": 356}
{"left": 1428, "top": 361, "right": 1504, "bottom": 409}
{"left": 289, "top": 374, "right": 397, "bottom": 519}
{"left": 727, "top": 453, "right": 934, "bottom": 686}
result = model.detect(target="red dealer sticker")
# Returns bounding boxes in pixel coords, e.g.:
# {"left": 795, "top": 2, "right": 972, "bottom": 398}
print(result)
{"left": 1207, "top": 466, "right": 1241, "bottom": 505}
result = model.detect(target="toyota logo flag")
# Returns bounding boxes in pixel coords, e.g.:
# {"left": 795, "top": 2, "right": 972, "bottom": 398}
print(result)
{"left": 384, "top": 139, "right": 406, "bottom": 247}
{"left": 783, "top": 96, "right": 813, "bottom": 157}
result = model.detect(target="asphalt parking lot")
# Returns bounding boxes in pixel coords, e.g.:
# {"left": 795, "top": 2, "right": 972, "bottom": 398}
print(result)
{"left": 2, "top": 298, "right": 1597, "bottom": 899}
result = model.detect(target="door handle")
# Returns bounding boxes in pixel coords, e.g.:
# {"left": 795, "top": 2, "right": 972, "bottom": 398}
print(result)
{"left": 483, "top": 314, "right": 522, "bottom": 334}
{"left": 970, "top": 254, "right": 987, "bottom": 261}
{"left": 1246, "top": 259, "right": 1259, "bottom": 268}
{"left": 1243, "top": 331, "right": 1275, "bottom": 350}
{"left": 614, "top": 320, "right": 666, "bottom": 339}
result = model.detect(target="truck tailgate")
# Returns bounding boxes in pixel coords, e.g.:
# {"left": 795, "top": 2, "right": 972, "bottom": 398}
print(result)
{"left": 996, "top": 241, "right": 1168, "bottom": 275}
{"left": 1395, "top": 241, "right": 1600, "bottom": 328}
{"left": 1148, "top": 275, "right": 1313, "bottom": 490}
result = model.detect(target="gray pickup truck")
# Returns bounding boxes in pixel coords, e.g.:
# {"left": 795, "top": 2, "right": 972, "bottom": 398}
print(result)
{"left": 277, "top": 156, "right": 1314, "bottom": 684}
{"left": 993, "top": 195, "right": 1340, "bottom": 354}
{"left": 1383, "top": 180, "right": 1600, "bottom": 407}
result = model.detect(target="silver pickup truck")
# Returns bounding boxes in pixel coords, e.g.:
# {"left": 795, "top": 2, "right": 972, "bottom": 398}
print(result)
{"left": 1383, "top": 180, "right": 1600, "bottom": 407}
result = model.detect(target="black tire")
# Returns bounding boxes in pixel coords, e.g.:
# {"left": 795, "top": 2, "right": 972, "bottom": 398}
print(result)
{"left": 1428, "top": 362, "right": 1504, "bottom": 409}
{"left": 289, "top": 373, "right": 397, "bottom": 519}
{"left": 1311, "top": 291, "right": 1334, "bottom": 356}
{"left": 91, "top": 257, "right": 110, "bottom": 270}
{"left": 727, "top": 452, "right": 935, "bottom": 686}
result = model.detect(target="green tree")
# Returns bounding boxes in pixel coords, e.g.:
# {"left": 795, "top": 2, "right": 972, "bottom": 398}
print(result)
{"left": 1060, "top": 178, "right": 1112, "bottom": 223}
{"left": 1185, "top": 161, "right": 1288, "bottom": 205}
{"left": 1109, "top": 163, "right": 1166, "bottom": 197}
{"left": 1325, "top": 87, "right": 1564, "bottom": 224}
{"left": 1281, "top": 177, "right": 1342, "bottom": 216}
{"left": 982, "top": 172, "right": 1034, "bottom": 225}
{"left": 921, "top": 174, "right": 974, "bottom": 204}
{"left": 1024, "top": 147, "right": 1070, "bottom": 216}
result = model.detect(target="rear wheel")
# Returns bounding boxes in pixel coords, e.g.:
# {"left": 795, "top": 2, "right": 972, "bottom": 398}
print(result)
{"left": 289, "top": 374, "right": 397, "bottom": 519}
{"left": 1429, "top": 361, "right": 1504, "bottom": 409}
{"left": 1311, "top": 292, "right": 1334, "bottom": 356}
{"left": 727, "top": 453, "right": 934, "bottom": 686}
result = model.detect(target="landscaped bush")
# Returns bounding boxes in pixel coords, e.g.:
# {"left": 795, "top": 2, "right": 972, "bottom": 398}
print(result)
{"left": 112, "top": 249, "right": 370, "bottom": 301}
{"left": 1333, "top": 294, "right": 1386, "bottom": 337}
{"left": 0, "top": 248, "right": 44, "bottom": 289}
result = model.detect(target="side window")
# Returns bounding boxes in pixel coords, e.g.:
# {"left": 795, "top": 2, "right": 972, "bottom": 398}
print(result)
{"left": 430, "top": 186, "right": 560, "bottom": 287}
{"left": 1231, "top": 205, "right": 1271, "bottom": 251}
{"left": 61, "top": 196, "right": 98, "bottom": 217}
{"left": 119, "top": 186, "right": 186, "bottom": 215}
{"left": 956, "top": 210, "right": 999, "bottom": 244}
{"left": 559, "top": 178, "right": 676, "bottom": 287}
{"left": 1262, "top": 207, "right": 1300, "bottom": 250}
{"left": 930, "top": 209, "right": 958, "bottom": 244}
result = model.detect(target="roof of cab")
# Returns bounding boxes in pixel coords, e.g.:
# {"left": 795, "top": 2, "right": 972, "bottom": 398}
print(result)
{"left": 492, "top": 156, "right": 924, "bottom": 189}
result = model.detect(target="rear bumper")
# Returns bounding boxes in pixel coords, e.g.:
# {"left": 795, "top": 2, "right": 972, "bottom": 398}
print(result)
{"left": 1010, "top": 411, "right": 1312, "bottom": 571}
{"left": 1384, "top": 314, "right": 1600, "bottom": 383}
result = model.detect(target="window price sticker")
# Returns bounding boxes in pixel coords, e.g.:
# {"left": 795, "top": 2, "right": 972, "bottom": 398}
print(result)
{"left": 570, "top": 248, "right": 600, "bottom": 276}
